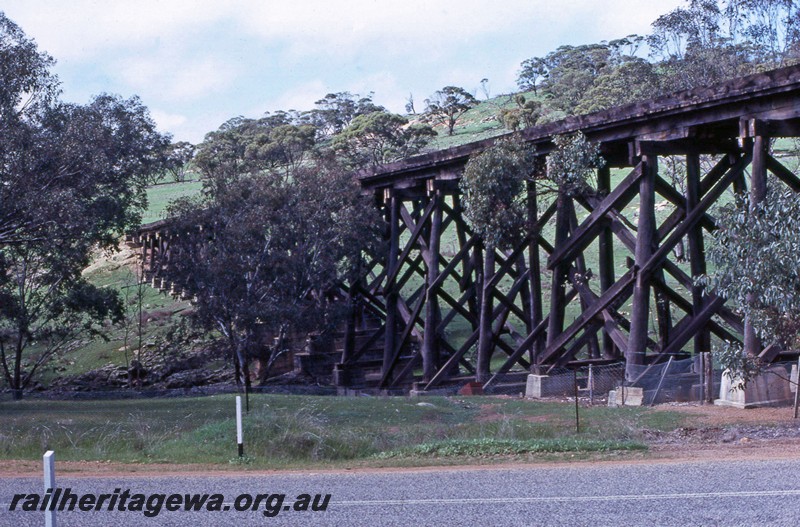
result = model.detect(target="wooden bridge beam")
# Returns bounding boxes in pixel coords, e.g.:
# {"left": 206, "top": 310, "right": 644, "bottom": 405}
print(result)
{"left": 546, "top": 165, "right": 642, "bottom": 270}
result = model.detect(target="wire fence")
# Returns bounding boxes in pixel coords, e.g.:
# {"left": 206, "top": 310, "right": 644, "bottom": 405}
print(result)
{"left": 3, "top": 358, "right": 797, "bottom": 405}
{"left": 488, "top": 358, "right": 710, "bottom": 405}
{"left": 623, "top": 357, "right": 719, "bottom": 405}
{"left": 490, "top": 357, "right": 799, "bottom": 407}
{"left": 486, "top": 363, "right": 626, "bottom": 402}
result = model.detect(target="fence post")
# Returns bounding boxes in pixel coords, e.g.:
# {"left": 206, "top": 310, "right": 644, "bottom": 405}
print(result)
{"left": 43, "top": 450, "right": 56, "bottom": 527}
{"left": 588, "top": 365, "right": 594, "bottom": 405}
{"left": 650, "top": 357, "right": 673, "bottom": 406}
{"left": 573, "top": 369, "right": 580, "bottom": 433}
{"left": 794, "top": 357, "right": 800, "bottom": 419}
{"left": 700, "top": 352, "right": 706, "bottom": 404}
{"left": 236, "top": 396, "right": 244, "bottom": 457}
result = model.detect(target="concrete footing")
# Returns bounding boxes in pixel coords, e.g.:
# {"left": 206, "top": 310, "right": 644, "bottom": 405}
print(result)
{"left": 526, "top": 368, "right": 623, "bottom": 399}
{"left": 525, "top": 375, "right": 561, "bottom": 398}
{"left": 607, "top": 386, "right": 644, "bottom": 407}
{"left": 715, "top": 365, "right": 793, "bottom": 408}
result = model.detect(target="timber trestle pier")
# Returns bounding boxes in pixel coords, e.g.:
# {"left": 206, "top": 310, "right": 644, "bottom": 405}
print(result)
{"left": 132, "top": 65, "right": 800, "bottom": 396}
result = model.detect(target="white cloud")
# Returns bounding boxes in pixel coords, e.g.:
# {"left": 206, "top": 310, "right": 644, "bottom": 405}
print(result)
{"left": 266, "top": 80, "right": 330, "bottom": 114}
{"left": 2, "top": 0, "right": 233, "bottom": 59}
{"left": 238, "top": 1, "right": 556, "bottom": 57}
{"left": 236, "top": 0, "right": 685, "bottom": 57}
{"left": 119, "top": 54, "right": 238, "bottom": 102}
{"left": 342, "top": 72, "right": 407, "bottom": 113}
{"left": 150, "top": 109, "right": 187, "bottom": 132}
{"left": 4, "top": 1, "right": 684, "bottom": 62}
{"left": 2, "top": 0, "right": 689, "bottom": 144}
{"left": 161, "top": 109, "right": 236, "bottom": 144}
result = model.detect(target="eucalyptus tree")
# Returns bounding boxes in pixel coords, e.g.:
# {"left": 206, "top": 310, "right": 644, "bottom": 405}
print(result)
{"left": 725, "top": 0, "right": 800, "bottom": 66}
{"left": 499, "top": 95, "right": 543, "bottom": 132}
{"left": 703, "top": 187, "right": 800, "bottom": 384}
{"left": 423, "top": 86, "right": 478, "bottom": 136}
{"left": 309, "top": 92, "right": 385, "bottom": 136}
{"left": 193, "top": 116, "right": 317, "bottom": 192}
{"left": 459, "top": 133, "right": 602, "bottom": 382}
{"left": 164, "top": 141, "right": 196, "bottom": 183}
{"left": 516, "top": 41, "right": 656, "bottom": 116}
{"left": 0, "top": 12, "right": 170, "bottom": 397}
{"left": 460, "top": 139, "right": 535, "bottom": 381}
{"left": 332, "top": 111, "right": 435, "bottom": 168}
{"left": 516, "top": 57, "right": 549, "bottom": 94}
{"left": 166, "top": 158, "right": 381, "bottom": 390}
{"left": 645, "top": 0, "right": 800, "bottom": 90}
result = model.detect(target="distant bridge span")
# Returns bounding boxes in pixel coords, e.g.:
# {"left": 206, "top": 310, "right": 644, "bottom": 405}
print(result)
{"left": 135, "top": 65, "right": 800, "bottom": 394}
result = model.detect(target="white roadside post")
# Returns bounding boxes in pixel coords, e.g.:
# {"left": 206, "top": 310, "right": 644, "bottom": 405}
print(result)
{"left": 794, "top": 356, "right": 800, "bottom": 419}
{"left": 43, "top": 450, "right": 56, "bottom": 527}
{"left": 236, "top": 395, "right": 244, "bottom": 457}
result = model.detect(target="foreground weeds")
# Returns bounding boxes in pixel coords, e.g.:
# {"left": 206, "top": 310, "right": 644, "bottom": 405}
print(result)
{"left": 0, "top": 395, "right": 686, "bottom": 469}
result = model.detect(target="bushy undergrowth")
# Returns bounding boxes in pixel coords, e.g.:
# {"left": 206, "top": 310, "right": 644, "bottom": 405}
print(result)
{"left": 375, "top": 438, "right": 646, "bottom": 459}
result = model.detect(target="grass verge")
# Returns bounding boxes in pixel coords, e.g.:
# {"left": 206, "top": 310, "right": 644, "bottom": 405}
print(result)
{"left": 0, "top": 394, "right": 687, "bottom": 469}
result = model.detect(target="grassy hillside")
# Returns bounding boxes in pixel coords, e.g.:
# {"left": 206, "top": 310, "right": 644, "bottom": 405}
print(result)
{"left": 136, "top": 91, "right": 539, "bottom": 229}
{"left": 142, "top": 179, "right": 203, "bottom": 224}
{"left": 415, "top": 91, "right": 540, "bottom": 151}
{"left": 43, "top": 248, "right": 195, "bottom": 384}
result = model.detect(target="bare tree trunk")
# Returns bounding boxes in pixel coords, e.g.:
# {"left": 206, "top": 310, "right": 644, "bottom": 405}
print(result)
{"left": 13, "top": 332, "right": 24, "bottom": 399}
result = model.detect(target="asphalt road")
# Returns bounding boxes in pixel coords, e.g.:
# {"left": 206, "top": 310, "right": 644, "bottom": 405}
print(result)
{"left": 2, "top": 457, "right": 800, "bottom": 526}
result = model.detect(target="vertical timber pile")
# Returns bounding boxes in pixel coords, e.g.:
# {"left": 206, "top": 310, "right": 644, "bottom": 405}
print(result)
{"left": 382, "top": 191, "right": 400, "bottom": 384}
{"left": 476, "top": 243, "right": 494, "bottom": 383}
{"left": 597, "top": 165, "right": 616, "bottom": 360}
{"left": 547, "top": 192, "right": 571, "bottom": 352}
{"left": 422, "top": 186, "right": 443, "bottom": 382}
{"left": 626, "top": 155, "right": 657, "bottom": 380}
{"left": 526, "top": 178, "right": 544, "bottom": 371}
{"left": 743, "top": 119, "right": 769, "bottom": 357}
{"left": 686, "top": 152, "right": 712, "bottom": 402}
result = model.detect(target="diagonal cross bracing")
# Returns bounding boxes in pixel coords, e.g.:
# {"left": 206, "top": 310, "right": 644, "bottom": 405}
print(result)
{"left": 134, "top": 65, "right": 800, "bottom": 392}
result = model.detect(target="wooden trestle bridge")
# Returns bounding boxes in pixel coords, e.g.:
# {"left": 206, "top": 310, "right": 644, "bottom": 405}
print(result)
{"left": 133, "top": 65, "right": 800, "bottom": 393}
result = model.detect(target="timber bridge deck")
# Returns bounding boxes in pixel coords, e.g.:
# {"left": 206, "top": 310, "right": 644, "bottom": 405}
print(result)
{"left": 133, "top": 64, "right": 800, "bottom": 395}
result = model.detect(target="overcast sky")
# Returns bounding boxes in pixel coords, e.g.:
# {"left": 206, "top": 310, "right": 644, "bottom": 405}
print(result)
{"left": 3, "top": 1, "right": 685, "bottom": 144}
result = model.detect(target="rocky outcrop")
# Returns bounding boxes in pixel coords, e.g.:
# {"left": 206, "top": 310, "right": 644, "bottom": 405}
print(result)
{"left": 48, "top": 347, "right": 234, "bottom": 392}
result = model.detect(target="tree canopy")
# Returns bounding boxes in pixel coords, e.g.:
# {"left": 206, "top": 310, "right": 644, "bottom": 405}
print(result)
{"left": 460, "top": 139, "right": 534, "bottom": 250}
{"left": 163, "top": 141, "right": 196, "bottom": 183}
{"left": 700, "top": 183, "right": 800, "bottom": 388}
{"left": 166, "top": 156, "right": 381, "bottom": 389}
{"left": 513, "top": 1, "right": 800, "bottom": 120}
{"left": 704, "top": 188, "right": 800, "bottom": 351}
{"left": 307, "top": 92, "right": 386, "bottom": 136}
{"left": 423, "top": 86, "right": 478, "bottom": 136}
{"left": 0, "top": 12, "right": 170, "bottom": 397}
{"left": 332, "top": 111, "right": 435, "bottom": 168}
